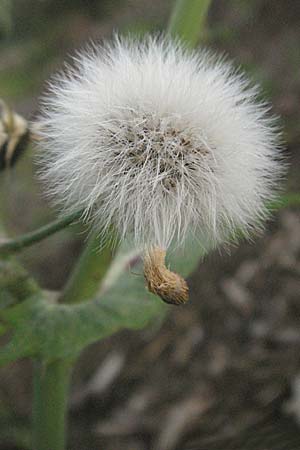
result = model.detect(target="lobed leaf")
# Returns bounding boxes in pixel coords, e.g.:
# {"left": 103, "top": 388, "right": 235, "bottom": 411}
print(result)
{"left": 0, "top": 237, "right": 204, "bottom": 365}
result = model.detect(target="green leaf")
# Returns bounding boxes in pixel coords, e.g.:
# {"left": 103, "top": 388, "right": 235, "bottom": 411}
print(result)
{"left": 0, "top": 237, "right": 204, "bottom": 366}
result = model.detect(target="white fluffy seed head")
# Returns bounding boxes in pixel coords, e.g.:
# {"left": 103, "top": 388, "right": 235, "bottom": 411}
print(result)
{"left": 36, "top": 35, "right": 283, "bottom": 251}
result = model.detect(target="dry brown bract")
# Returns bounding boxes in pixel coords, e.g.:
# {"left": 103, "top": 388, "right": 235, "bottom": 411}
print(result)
{"left": 143, "top": 247, "right": 189, "bottom": 305}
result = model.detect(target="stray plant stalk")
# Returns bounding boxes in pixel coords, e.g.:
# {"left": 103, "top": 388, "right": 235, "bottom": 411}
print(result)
{"left": 168, "top": 0, "right": 212, "bottom": 46}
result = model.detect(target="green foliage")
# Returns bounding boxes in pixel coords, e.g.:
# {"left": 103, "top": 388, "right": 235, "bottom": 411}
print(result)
{"left": 0, "top": 237, "right": 203, "bottom": 366}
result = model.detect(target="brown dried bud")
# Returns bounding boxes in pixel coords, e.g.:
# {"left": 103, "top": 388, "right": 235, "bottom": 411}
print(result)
{"left": 144, "top": 247, "right": 189, "bottom": 305}
{"left": 0, "top": 100, "right": 29, "bottom": 171}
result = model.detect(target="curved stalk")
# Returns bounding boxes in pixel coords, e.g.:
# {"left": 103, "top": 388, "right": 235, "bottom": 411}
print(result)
{"left": 0, "top": 210, "right": 82, "bottom": 257}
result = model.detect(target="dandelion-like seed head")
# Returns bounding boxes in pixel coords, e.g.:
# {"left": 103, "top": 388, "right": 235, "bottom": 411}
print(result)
{"left": 94, "top": 108, "right": 217, "bottom": 247}
{"left": 36, "top": 35, "right": 283, "bottom": 303}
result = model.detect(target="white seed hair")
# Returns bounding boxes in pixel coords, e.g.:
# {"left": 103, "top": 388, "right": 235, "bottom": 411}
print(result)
{"left": 36, "top": 35, "right": 283, "bottom": 251}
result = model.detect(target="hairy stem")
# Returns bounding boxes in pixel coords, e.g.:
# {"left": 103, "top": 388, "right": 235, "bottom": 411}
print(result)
{"left": 167, "top": 0, "right": 212, "bottom": 47}
{"left": 0, "top": 210, "right": 82, "bottom": 257}
{"left": 32, "top": 360, "right": 72, "bottom": 450}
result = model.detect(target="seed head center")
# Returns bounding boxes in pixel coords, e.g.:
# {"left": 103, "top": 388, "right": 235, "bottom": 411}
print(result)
{"left": 109, "top": 114, "right": 209, "bottom": 191}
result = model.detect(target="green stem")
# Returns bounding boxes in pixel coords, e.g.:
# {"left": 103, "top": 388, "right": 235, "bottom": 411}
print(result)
{"left": 0, "top": 210, "right": 82, "bottom": 257}
{"left": 59, "top": 228, "right": 113, "bottom": 305}
{"left": 32, "top": 360, "right": 72, "bottom": 450}
{"left": 31, "top": 229, "right": 112, "bottom": 450}
{"left": 167, "top": 0, "right": 212, "bottom": 47}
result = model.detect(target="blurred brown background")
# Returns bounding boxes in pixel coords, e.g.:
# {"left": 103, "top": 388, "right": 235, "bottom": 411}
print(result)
{"left": 0, "top": 1, "right": 300, "bottom": 449}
